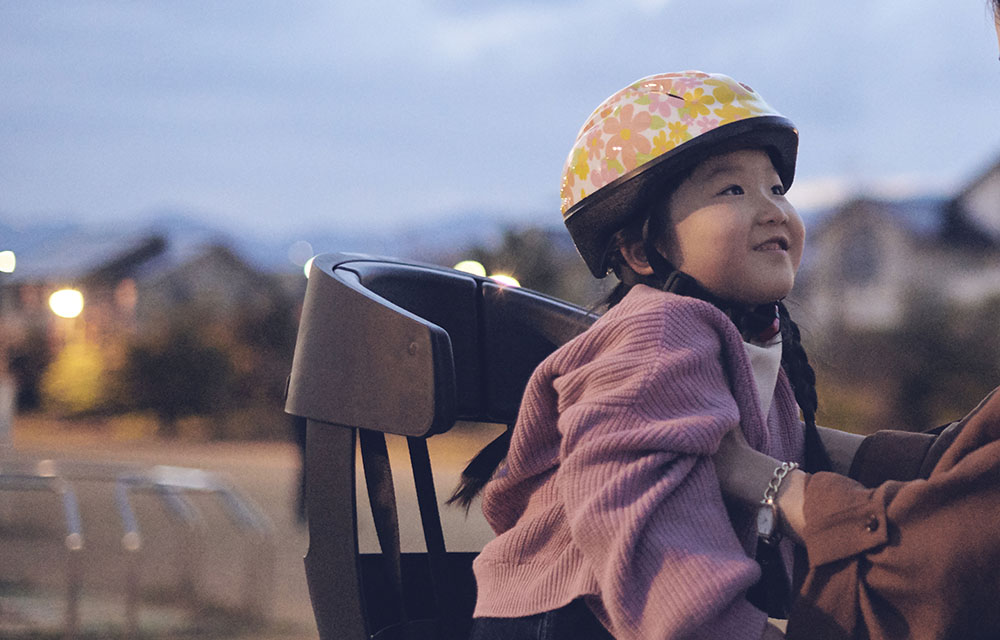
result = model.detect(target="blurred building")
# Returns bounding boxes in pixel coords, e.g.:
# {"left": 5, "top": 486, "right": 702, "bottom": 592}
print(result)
{"left": 130, "top": 243, "right": 286, "bottom": 332}
{"left": 0, "top": 231, "right": 295, "bottom": 411}
{"left": 0, "top": 234, "right": 166, "bottom": 347}
{"left": 799, "top": 154, "right": 1000, "bottom": 332}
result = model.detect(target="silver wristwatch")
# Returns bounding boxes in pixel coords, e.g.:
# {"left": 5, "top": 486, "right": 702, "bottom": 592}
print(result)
{"left": 756, "top": 461, "right": 799, "bottom": 545}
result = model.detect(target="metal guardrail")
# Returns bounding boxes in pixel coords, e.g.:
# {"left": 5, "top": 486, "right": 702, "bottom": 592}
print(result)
{"left": 0, "top": 457, "right": 275, "bottom": 639}
{"left": 0, "top": 469, "right": 83, "bottom": 638}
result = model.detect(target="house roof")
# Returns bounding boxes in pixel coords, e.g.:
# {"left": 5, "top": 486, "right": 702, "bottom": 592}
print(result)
{"left": 0, "top": 230, "right": 167, "bottom": 285}
{"left": 950, "top": 153, "right": 1000, "bottom": 205}
{"left": 807, "top": 194, "right": 949, "bottom": 241}
{"left": 0, "top": 216, "right": 258, "bottom": 289}
{"left": 131, "top": 241, "right": 262, "bottom": 290}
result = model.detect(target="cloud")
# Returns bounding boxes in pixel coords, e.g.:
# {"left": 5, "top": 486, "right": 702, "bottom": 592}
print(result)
{"left": 429, "top": 5, "right": 566, "bottom": 64}
{"left": 630, "top": 0, "right": 674, "bottom": 12}
{"left": 1, "top": 0, "right": 999, "bottom": 238}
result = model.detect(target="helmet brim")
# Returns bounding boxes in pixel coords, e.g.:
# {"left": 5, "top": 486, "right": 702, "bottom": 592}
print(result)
{"left": 564, "top": 115, "right": 798, "bottom": 278}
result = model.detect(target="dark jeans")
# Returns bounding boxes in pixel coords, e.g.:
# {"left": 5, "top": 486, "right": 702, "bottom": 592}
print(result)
{"left": 469, "top": 599, "right": 614, "bottom": 640}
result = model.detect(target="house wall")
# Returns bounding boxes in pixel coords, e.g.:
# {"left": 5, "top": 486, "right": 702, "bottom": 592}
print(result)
{"left": 962, "top": 169, "right": 1000, "bottom": 239}
{"left": 806, "top": 204, "right": 912, "bottom": 331}
{"left": 928, "top": 247, "right": 1000, "bottom": 306}
{"left": 134, "top": 247, "right": 271, "bottom": 333}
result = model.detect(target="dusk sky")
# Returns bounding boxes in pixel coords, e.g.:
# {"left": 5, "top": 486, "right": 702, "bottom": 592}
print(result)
{"left": 3, "top": 1, "right": 1000, "bottom": 242}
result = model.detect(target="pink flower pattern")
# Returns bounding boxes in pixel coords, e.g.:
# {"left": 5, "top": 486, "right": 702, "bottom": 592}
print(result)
{"left": 589, "top": 159, "right": 619, "bottom": 190}
{"left": 647, "top": 93, "right": 674, "bottom": 118}
{"left": 586, "top": 130, "right": 604, "bottom": 160}
{"left": 695, "top": 116, "right": 720, "bottom": 130}
{"left": 602, "top": 104, "right": 652, "bottom": 172}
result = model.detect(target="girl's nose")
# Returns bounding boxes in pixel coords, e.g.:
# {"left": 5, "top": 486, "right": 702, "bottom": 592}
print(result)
{"left": 757, "top": 195, "right": 791, "bottom": 225}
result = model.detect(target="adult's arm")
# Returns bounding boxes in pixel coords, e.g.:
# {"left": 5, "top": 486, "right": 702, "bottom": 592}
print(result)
{"left": 715, "top": 421, "right": 968, "bottom": 542}
{"left": 715, "top": 388, "right": 1000, "bottom": 638}
{"left": 816, "top": 422, "right": 966, "bottom": 483}
{"left": 788, "top": 387, "right": 1000, "bottom": 638}
{"left": 846, "top": 420, "right": 965, "bottom": 487}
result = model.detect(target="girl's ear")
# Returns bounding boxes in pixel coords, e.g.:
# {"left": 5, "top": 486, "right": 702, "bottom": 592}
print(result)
{"left": 619, "top": 237, "right": 655, "bottom": 276}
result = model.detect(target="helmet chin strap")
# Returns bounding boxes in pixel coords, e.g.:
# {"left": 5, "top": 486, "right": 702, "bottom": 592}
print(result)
{"left": 641, "top": 235, "right": 781, "bottom": 343}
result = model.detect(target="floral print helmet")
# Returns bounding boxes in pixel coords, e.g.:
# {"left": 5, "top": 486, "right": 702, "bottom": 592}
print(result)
{"left": 561, "top": 71, "right": 798, "bottom": 278}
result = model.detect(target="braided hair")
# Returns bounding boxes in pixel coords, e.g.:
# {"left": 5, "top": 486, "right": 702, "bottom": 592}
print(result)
{"left": 636, "top": 215, "right": 831, "bottom": 472}
{"left": 448, "top": 176, "right": 831, "bottom": 509}
{"left": 777, "top": 301, "right": 832, "bottom": 472}
{"left": 450, "top": 270, "right": 831, "bottom": 512}
{"left": 623, "top": 185, "right": 832, "bottom": 472}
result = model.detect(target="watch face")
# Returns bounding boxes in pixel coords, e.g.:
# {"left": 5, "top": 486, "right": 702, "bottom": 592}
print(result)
{"left": 757, "top": 505, "right": 776, "bottom": 537}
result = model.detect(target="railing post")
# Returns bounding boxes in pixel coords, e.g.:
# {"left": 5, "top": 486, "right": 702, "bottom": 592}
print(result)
{"left": 114, "top": 479, "right": 142, "bottom": 638}
{"left": 58, "top": 479, "right": 84, "bottom": 640}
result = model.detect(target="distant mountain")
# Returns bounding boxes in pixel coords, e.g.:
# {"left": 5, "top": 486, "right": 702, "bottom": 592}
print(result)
{"left": 6, "top": 200, "right": 859, "bottom": 279}
{"left": 0, "top": 209, "right": 558, "bottom": 276}
{"left": 296, "top": 214, "right": 532, "bottom": 267}
{"left": 0, "top": 219, "right": 85, "bottom": 254}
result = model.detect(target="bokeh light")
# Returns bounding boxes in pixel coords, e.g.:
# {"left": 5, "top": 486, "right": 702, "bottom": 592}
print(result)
{"left": 453, "top": 260, "right": 487, "bottom": 277}
{"left": 489, "top": 274, "right": 520, "bottom": 288}
{"left": 49, "top": 289, "right": 84, "bottom": 318}
{"left": 288, "top": 240, "right": 314, "bottom": 267}
{"left": 0, "top": 250, "right": 15, "bottom": 273}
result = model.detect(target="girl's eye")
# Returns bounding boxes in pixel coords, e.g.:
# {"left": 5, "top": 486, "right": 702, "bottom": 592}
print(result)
{"left": 719, "top": 185, "right": 744, "bottom": 196}
{"left": 772, "top": 184, "right": 786, "bottom": 196}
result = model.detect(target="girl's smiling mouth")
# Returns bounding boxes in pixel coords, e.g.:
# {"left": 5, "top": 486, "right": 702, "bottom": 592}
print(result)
{"left": 754, "top": 236, "right": 789, "bottom": 251}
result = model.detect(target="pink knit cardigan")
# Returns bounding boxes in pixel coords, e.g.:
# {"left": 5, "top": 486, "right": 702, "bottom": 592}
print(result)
{"left": 473, "top": 285, "right": 804, "bottom": 639}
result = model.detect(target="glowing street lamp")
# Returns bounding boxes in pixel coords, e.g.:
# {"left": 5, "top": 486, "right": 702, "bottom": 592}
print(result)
{"left": 49, "top": 289, "right": 84, "bottom": 319}
{"left": 0, "top": 251, "right": 14, "bottom": 273}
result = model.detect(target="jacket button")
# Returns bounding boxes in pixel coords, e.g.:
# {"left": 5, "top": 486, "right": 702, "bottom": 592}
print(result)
{"left": 865, "top": 516, "right": 879, "bottom": 532}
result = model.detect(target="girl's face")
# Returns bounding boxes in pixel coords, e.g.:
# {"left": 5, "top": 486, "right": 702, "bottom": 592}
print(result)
{"left": 656, "top": 148, "right": 805, "bottom": 305}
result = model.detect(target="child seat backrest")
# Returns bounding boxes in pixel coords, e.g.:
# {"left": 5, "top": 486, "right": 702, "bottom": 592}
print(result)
{"left": 285, "top": 253, "right": 597, "bottom": 640}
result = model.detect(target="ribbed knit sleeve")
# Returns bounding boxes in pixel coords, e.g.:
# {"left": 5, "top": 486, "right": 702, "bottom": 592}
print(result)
{"left": 473, "top": 286, "right": 791, "bottom": 639}
{"left": 553, "top": 290, "right": 766, "bottom": 639}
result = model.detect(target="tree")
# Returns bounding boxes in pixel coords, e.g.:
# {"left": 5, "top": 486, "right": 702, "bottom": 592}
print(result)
{"left": 116, "top": 322, "right": 233, "bottom": 438}
{"left": 40, "top": 340, "right": 107, "bottom": 415}
{"left": 8, "top": 327, "right": 52, "bottom": 411}
{"left": 814, "top": 290, "right": 1000, "bottom": 433}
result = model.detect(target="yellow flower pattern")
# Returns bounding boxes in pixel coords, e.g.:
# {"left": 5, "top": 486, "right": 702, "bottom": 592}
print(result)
{"left": 571, "top": 148, "right": 589, "bottom": 181}
{"left": 560, "top": 71, "right": 788, "bottom": 216}
{"left": 713, "top": 102, "right": 753, "bottom": 125}
{"left": 679, "top": 88, "right": 715, "bottom": 120}
{"left": 667, "top": 121, "right": 692, "bottom": 145}
{"left": 651, "top": 129, "right": 673, "bottom": 155}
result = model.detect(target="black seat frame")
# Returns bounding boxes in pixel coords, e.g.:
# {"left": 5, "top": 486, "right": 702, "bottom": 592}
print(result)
{"left": 285, "top": 253, "right": 597, "bottom": 640}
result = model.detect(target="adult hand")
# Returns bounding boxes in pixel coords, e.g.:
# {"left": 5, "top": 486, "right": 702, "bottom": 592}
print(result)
{"left": 713, "top": 426, "right": 807, "bottom": 543}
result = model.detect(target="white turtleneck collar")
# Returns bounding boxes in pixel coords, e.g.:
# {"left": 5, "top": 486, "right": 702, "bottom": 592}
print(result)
{"left": 743, "top": 334, "right": 783, "bottom": 419}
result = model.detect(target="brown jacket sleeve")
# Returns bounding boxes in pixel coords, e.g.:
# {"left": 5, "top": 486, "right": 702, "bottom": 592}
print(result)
{"left": 787, "top": 387, "right": 1000, "bottom": 640}
{"left": 848, "top": 421, "right": 965, "bottom": 488}
{"left": 848, "top": 429, "right": 934, "bottom": 487}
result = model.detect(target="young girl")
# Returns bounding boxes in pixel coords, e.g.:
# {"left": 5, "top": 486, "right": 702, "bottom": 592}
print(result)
{"left": 460, "top": 71, "right": 828, "bottom": 640}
